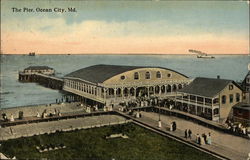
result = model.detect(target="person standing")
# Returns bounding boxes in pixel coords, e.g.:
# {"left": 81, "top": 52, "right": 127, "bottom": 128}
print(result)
{"left": 170, "top": 122, "right": 173, "bottom": 131}
{"left": 201, "top": 133, "right": 206, "bottom": 145}
{"left": 198, "top": 135, "right": 201, "bottom": 145}
{"left": 173, "top": 121, "right": 176, "bottom": 131}
{"left": 158, "top": 120, "right": 162, "bottom": 128}
{"left": 207, "top": 132, "right": 212, "bottom": 145}
{"left": 200, "top": 135, "right": 205, "bottom": 145}
{"left": 185, "top": 129, "right": 188, "bottom": 139}
{"left": 188, "top": 129, "right": 192, "bottom": 139}
{"left": 195, "top": 134, "right": 199, "bottom": 144}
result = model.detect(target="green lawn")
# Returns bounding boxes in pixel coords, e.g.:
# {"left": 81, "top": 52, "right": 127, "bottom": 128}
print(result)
{"left": 0, "top": 123, "right": 218, "bottom": 160}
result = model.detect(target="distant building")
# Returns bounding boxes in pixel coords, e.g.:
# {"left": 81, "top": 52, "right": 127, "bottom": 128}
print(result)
{"left": 19, "top": 66, "right": 55, "bottom": 81}
{"left": 63, "top": 64, "right": 190, "bottom": 105}
{"left": 176, "top": 77, "right": 243, "bottom": 123}
{"left": 232, "top": 103, "right": 250, "bottom": 126}
{"left": 242, "top": 71, "right": 250, "bottom": 103}
{"left": 23, "top": 66, "right": 55, "bottom": 75}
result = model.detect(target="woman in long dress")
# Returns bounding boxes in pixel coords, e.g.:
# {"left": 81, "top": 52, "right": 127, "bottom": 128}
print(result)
{"left": 170, "top": 122, "right": 173, "bottom": 131}
{"left": 207, "top": 133, "right": 212, "bottom": 145}
{"left": 200, "top": 135, "right": 205, "bottom": 145}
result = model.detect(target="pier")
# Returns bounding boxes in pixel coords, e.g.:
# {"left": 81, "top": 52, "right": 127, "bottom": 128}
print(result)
{"left": 4, "top": 64, "right": 248, "bottom": 160}
{"left": 18, "top": 66, "right": 63, "bottom": 90}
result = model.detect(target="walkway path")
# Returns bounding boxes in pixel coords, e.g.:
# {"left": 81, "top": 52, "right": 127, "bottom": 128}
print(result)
{"left": 130, "top": 111, "right": 250, "bottom": 160}
{"left": 0, "top": 115, "right": 129, "bottom": 141}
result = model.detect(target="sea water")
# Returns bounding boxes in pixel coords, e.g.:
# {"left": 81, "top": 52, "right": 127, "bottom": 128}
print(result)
{"left": 0, "top": 54, "right": 249, "bottom": 108}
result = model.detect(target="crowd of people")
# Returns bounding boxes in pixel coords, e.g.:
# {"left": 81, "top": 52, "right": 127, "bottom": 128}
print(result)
{"left": 195, "top": 133, "right": 212, "bottom": 145}
{"left": 225, "top": 120, "right": 249, "bottom": 137}
{"left": 119, "top": 96, "right": 174, "bottom": 109}
{"left": 38, "top": 109, "right": 62, "bottom": 118}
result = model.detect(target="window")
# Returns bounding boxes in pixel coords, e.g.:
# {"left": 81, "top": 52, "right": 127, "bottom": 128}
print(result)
{"left": 134, "top": 72, "right": 139, "bottom": 80}
{"left": 156, "top": 71, "right": 161, "bottom": 78}
{"left": 205, "top": 108, "right": 212, "bottom": 114}
{"left": 213, "top": 98, "right": 219, "bottom": 104}
{"left": 167, "top": 73, "right": 172, "bottom": 78}
{"left": 229, "top": 85, "right": 234, "bottom": 90}
{"left": 229, "top": 94, "right": 233, "bottom": 103}
{"left": 120, "top": 75, "right": 125, "bottom": 80}
{"left": 145, "top": 71, "right": 151, "bottom": 79}
{"left": 222, "top": 95, "right": 226, "bottom": 104}
{"left": 236, "top": 93, "right": 240, "bottom": 102}
{"left": 213, "top": 108, "right": 219, "bottom": 115}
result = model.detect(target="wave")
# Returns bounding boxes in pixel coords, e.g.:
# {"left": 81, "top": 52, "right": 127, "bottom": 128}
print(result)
{"left": 0, "top": 91, "right": 14, "bottom": 95}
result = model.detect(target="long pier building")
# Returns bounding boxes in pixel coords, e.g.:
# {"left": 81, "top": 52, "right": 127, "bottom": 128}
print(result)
{"left": 17, "top": 64, "right": 245, "bottom": 125}
{"left": 63, "top": 64, "right": 190, "bottom": 106}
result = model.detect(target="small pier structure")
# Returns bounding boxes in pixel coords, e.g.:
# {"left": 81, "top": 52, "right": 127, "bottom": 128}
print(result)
{"left": 18, "top": 66, "right": 63, "bottom": 89}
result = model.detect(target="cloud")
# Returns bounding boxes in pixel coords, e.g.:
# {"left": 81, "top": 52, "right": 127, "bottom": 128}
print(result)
{"left": 1, "top": 17, "right": 249, "bottom": 54}
{"left": 3, "top": 17, "right": 240, "bottom": 38}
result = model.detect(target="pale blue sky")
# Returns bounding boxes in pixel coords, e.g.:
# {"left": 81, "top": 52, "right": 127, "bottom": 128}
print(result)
{"left": 2, "top": 1, "right": 249, "bottom": 35}
{"left": 1, "top": 0, "right": 249, "bottom": 54}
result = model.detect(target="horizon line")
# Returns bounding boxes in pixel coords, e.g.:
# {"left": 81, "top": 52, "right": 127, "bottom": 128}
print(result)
{"left": 1, "top": 53, "right": 249, "bottom": 55}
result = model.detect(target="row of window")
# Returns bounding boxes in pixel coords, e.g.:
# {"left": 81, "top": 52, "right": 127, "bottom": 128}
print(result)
{"left": 120, "top": 71, "right": 172, "bottom": 80}
{"left": 65, "top": 80, "right": 98, "bottom": 95}
{"left": 221, "top": 93, "right": 241, "bottom": 104}
{"left": 24, "top": 69, "right": 52, "bottom": 72}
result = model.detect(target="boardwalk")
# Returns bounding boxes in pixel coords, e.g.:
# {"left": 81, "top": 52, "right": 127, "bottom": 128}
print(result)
{"left": 1, "top": 103, "right": 249, "bottom": 160}
{"left": 120, "top": 111, "right": 250, "bottom": 160}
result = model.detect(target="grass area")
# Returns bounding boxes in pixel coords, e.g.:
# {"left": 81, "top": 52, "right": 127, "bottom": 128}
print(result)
{"left": 0, "top": 123, "right": 218, "bottom": 160}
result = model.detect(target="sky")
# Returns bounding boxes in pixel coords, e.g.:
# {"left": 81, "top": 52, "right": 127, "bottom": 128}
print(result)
{"left": 1, "top": 0, "right": 249, "bottom": 54}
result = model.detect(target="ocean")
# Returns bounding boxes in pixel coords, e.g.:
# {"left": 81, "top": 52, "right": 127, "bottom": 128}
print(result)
{"left": 0, "top": 54, "right": 249, "bottom": 109}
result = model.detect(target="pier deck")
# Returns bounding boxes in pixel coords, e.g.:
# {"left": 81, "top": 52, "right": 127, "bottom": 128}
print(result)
{"left": 18, "top": 72, "right": 63, "bottom": 89}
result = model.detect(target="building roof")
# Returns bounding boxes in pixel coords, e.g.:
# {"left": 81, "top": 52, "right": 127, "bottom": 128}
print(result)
{"left": 64, "top": 64, "right": 188, "bottom": 84}
{"left": 24, "top": 66, "right": 53, "bottom": 70}
{"left": 233, "top": 103, "right": 250, "bottom": 111}
{"left": 178, "top": 77, "right": 241, "bottom": 98}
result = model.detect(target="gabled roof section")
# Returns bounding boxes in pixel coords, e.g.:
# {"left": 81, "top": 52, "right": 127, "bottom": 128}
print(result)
{"left": 178, "top": 77, "right": 241, "bottom": 98}
{"left": 233, "top": 103, "right": 250, "bottom": 111}
{"left": 243, "top": 71, "right": 250, "bottom": 82}
{"left": 64, "top": 64, "right": 188, "bottom": 84}
{"left": 24, "top": 66, "right": 53, "bottom": 70}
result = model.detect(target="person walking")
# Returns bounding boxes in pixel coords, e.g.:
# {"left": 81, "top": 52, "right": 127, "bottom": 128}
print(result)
{"left": 201, "top": 134, "right": 206, "bottom": 145}
{"left": 207, "top": 132, "right": 212, "bottom": 145}
{"left": 200, "top": 135, "right": 205, "bottom": 145}
{"left": 197, "top": 135, "right": 201, "bottom": 145}
{"left": 172, "top": 121, "right": 176, "bottom": 131}
{"left": 184, "top": 129, "right": 188, "bottom": 139}
{"left": 188, "top": 129, "right": 192, "bottom": 139}
{"left": 204, "top": 133, "right": 207, "bottom": 144}
{"left": 170, "top": 122, "right": 173, "bottom": 131}
{"left": 195, "top": 134, "right": 198, "bottom": 143}
{"left": 158, "top": 120, "right": 162, "bottom": 128}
